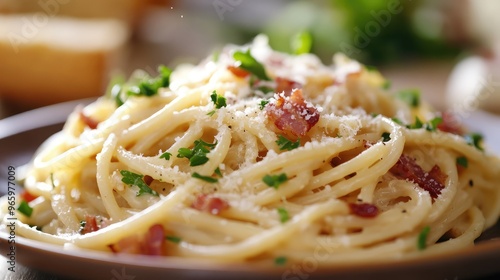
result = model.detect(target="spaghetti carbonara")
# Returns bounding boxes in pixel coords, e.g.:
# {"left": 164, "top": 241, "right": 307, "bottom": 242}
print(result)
{"left": 2, "top": 35, "right": 500, "bottom": 265}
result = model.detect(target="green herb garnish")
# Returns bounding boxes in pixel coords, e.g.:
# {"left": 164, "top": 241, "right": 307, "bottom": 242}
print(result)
{"left": 456, "top": 156, "right": 468, "bottom": 168}
{"left": 259, "top": 100, "right": 269, "bottom": 110}
{"left": 276, "top": 135, "right": 300, "bottom": 151}
{"left": 417, "top": 226, "right": 430, "bottom": 250}
{"left": 426, "top": 117, "right": 443, "bottom": 132}
{"left": 291, "top": 30, "right": 312, "bottom": 55}
{"left": 214, "top": 167, "right": 223, "bottom": 177}
{"left": 381, "top": 132, "right": 391, "bottom": 142}
{"left": 120, "top": 170, "right": 158, "bottom": 196}
{"left": 233, "top": 50, "right": 271, "bottom": 81}
{"left": 210, "top": 90, "right": 227, "bottom": 109}
{"left": 277, "top": 208, "right": 290, "bottom": 223}
{"left": 274, "top": 256, "right": 287, "bottom": 266}
{"left": 192, "top": 172, "right": 218, "bottom": 183}
{"left": 17, "top": 201, "right": 33, "bottom": 217}
{"left": 166, "top": 235, "right": 182, "bottom": 244}
{"left": 465, "top": 133, "right": 484, "bottom": 151}
{"left": 159, "top": 152, "right": 172, "bottom": 160}
{"left": 397, "top": 89, "right": 421, "bottom": 108}
{"left": 408, "top": 117, "right": 423, "bottom": 129}
{"left": 263, "top": 173, "right": 288, "bottom": 189}
{"left": 382, "top": 80, "right": 391, "bottom": 90}
{"left": 177, "top": 139, "right": 217, "bottom": 166}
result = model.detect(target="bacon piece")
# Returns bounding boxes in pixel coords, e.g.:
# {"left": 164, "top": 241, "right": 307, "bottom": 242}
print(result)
{"left": 266, "top": 89, "right": 320, "bottom": 137}
{"left": 20, "top": 191, "right": 38, "bottom": 202}
{"left": 275, "top": 77, "right": 302, "bottom": 96}
{"left": 349, "top": 203, "right": 379, "bottom": 218}
{"left": 79, "top": 111, "right": 99, "bottom": 129}
{"left": 191, "top": 194, "right": 229, "bottom": 215}
{"left": 109, "top": 224, "right": 166, "bottom": 256}
{"left": 143, "top": 175, "right": 154, "bottom": 186}
{"left": 437, "top": 111, "right": 464, "bottom": 135}
{"left": 80, "top": 215, "right": 99, "bottom": 235}
{"left": 390, "top": 154, "right": 447, "bottom": 200}
{"left": 227, "top": 65, "right": 250, "bottom": 78}
{"left": 142, "top": 224, "right": 166, "bottom": 256}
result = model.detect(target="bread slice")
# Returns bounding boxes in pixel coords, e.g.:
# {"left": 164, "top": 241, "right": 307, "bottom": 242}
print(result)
{"left": 0, "top": 15, "right": 129, "bottom": 108}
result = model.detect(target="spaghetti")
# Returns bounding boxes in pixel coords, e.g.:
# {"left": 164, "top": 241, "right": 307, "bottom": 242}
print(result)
{"left": 2, "top": 35, "right": 500, "bottom": 265}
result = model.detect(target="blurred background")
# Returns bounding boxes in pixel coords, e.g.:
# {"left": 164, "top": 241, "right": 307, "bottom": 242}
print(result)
{"left": 1, "top": 0, "right": 500, "bottom": 118}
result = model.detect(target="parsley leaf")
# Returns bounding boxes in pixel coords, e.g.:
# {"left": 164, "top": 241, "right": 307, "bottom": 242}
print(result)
{"left": 407, "top": 117, "right": 423, "bottom": 129}
{"left": 233, "top": 50, "right": 271, "bottom": 81}
{"left": 159, "top": 152, "right": 172, "bottom": 160}
{"left": 210, "top": 90, "right": 227, "bottom": 109}
{"left": 426, "top": 117, "right": 443, "bottom": 132}
{"left": 392, "top": 118, "right": 404, "bottom": 125}
{"left": 274, "top": 256, "right": 287, "bottom": 266}
{"left": 263, "top": 173, "right": 288, "bottom": 189}
{"left": 417, "top": 226, "right": 430, "bottom": 250}
{"left": 291, "top": 30, "right": 312, "bottom": 55}
{"left": 456, "top": 156, "right": 468, "bottom": 168}
{"left": 259, "top": 100, "right": 269, "bottom": 110}
{"left": 214, "top": 167, "right": 223, "bottom": 177}
{"left": 120, "top": 170, "right": 158, "bottom": 196}
{"left": 381, "top": 132, "right": 391, "bottom": 142}
{"left": 397, "top": 89, "right": 421, "bottom": 108}
{"left": 166, "top": 235, "right": 182, "bottom": 244}
{"left": 276, "top": 135, "right": 300, "bottom": 151}
{"left": 192, "top": 172, "right": 218, "bottom": 183}
{"left": 177, "top": 139, "right": 217, "bottom": 166}
{"left": 465, "top": 133, "right": 484, "bottom": 151}
{"left": 17, "top": 201, "right": 33, "bottom": 217}
{"left": 382, "top": 80, "right": 391, "bottom": 90}
{"left": 277, "top": 207, "right": 290, "bottom": 223}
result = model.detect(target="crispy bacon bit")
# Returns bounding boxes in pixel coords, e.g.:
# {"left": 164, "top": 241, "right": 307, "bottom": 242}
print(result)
{"left": 20, "top": 191, "right": 38, "bottom": 202}
{"left": 80, "top": 215, "right": 99, "bottom": 235}
{"left": 275, "top": 77, "right": 302, "bottom": 96}
{"left": 109, "top": 224, "right": 166, "bottom": 256}
{"left": 227, "top": 65, "right": 250, "bottom": 78}
{"left": 143, "top": 175, "right": 154, "bottom": 186}
{"left": 142, "top": 224, "right": 166, "bottom": 256}
{"left": 191, "top": 194, "right": 229, "bottom": 215}
{"left": 390, "top": 154, "right": 447, "bottom": 200}
{"left": 79, "top": 111, "right": 99, "bottom": 129}
{"left": 266, "top": 89, "right": 320, "bottom": 137}
{"left": 349, "top": 203, "right": 379, "bottom": 218}
{"left": 437, "top": 111, "right": 464, "bottom": 135}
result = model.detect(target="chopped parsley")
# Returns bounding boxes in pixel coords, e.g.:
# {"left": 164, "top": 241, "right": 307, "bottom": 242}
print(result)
{"left": 177, "top": 139, "right": 218, "bottom": 166}
{"left": 274, "top": 256, "right": 287, "bottom": 266}
{"left": 407, "top": 117, "right": 423, "bottom": 129}
{"left": 392, "top": 118, "right": 404, "bottom": 125}
{"left": 17, "top": 201, "right": 33, "bottom": 217}
{"left": 381, "top": 132, "right": 391, "bottom": 142}
{"left": 259, "top": 100, "right": 269, "bottom": 110}
{"left": 214, "top": 167, "right": 223, "bottom": 177}
{"left": 417, "top": 226, "right": 431, "bottom": 250}
{"left": 276, "top": 135, "right": 300, "bottom": 151}
{"left": 365, "top": 65, "right": 378, "bottom": 72}
{"left": 127, "top": 65, "right": 172, "bottom": 97}
{"left": 263, "top": 173, "right": 288, "bottom": 189}
{"left": 166, "top": 235, "right": 182, "bottom": 244}
{"left": 382, "top": 80, "right": 391, "bottom": 90}
{"left": 50, "top": 173, "right": 56, "bottom": 189}
{"left": 255, "top": 86, "right": 274, "bottom": 94}
{"left": 210, "top": 90, "right": 227, "bottom": 109}
{"left": 111, "top": 65, "right": 172, "bottom": 107}
{"left": 232, "top": 50, "right": 271, "bottom": 81}
{"left": 425, "top": 117, "right": 443, "bottom": 132}
{"left": 277, "top": 207, "right": 290, "bottom": 223}
{"left": 291, "top": 30, "right": 312, "bottom": 55}
{"left": 192, "top": 172, "right": 218, "bottom": 183}
{"left": 120, "top": 170, "right": 159, "bottom": 196}
{"left": 456, "top": 156, "right": 468, "bottom": 168}
{"left": 397, "top": 89, "right": 421, "bottom": 108}
{"left": 159, "top": 152, "right": 172, "bottom": 160}
{"left": 465, "top": 133, "right": 484, "bottom": 151}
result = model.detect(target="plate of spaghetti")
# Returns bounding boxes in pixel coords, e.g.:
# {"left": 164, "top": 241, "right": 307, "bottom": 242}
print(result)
{"left": 1, "top": 35, "right": 500, "bottom": 280}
